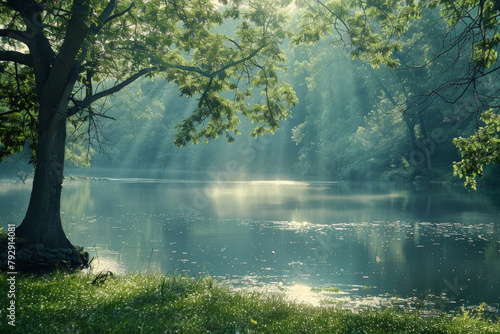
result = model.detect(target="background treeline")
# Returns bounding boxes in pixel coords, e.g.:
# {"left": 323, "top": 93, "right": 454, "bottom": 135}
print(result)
{"left": 2, "top": 8, "right": 500, "bottom": 187}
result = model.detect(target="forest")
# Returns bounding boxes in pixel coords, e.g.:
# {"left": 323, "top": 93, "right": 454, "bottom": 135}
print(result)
{"left": 2, "top": 1, "right": 500, "bottom": 189}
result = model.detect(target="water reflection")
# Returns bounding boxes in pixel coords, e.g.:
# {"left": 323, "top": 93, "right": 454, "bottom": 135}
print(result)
{"left": 1, "top": 178, "right": 499, "bottom": 312}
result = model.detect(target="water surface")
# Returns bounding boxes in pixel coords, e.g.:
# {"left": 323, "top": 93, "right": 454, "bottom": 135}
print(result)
{"left": 1, "top": 175, "right": 499, "bottom": 312}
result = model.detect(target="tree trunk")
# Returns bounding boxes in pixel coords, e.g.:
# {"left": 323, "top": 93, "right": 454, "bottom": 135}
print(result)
{"left": 16, "top": 0, "right": 90, "bottom": 251}
{"left": 403, "top": 114, "right": 416, "bottom": 153}
{"left": 418, "top": 113, "right": 433, "bottom": 171}
{"left": 16, "top": 104, "right": 73, "bottom": 250}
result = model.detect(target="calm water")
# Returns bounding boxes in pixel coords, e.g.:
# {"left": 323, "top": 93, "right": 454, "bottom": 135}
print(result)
{"left": 1, "top": 174, "right": 500, "bottom": 312}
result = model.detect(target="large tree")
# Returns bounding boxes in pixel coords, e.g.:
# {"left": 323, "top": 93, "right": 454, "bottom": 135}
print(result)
{"left": 0, "top": 0, "right": 296, "bottom": 270}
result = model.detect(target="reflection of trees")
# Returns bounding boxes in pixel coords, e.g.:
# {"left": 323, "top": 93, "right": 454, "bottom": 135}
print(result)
{"left": 290, "top": 219, "right": 499, "bottom": 304}
{"left": 358, "top": 224, "right": 406, "bottom": 265}
{"left": 485, "top": 229, "right": 500, "bottom": 288}
{"left": 61, "top": 181, "right": 94, "bottom": 220}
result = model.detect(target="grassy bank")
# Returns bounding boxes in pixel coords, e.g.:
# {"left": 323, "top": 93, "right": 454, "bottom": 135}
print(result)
{"left": 0, "top": 272, "right": 499, "bottom": 333}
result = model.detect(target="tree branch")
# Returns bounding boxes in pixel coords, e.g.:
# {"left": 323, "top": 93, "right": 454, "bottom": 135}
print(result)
{"left": 165, "top": 45, "right": 266, "bottom": 79}
{"left": 40, "top": 0, "right": 90, "bottom": 109}
{"left": 0, "top": 50, "right": 32, "bottom": 66}
{"left": 0, "top": 109, "right": 22, "bottom": 116}
{"left": 315, "top": 0, "right": 350, "bottom": 32}
{"left": 67, "top": 42, "right": 267, "bottom": 118}
{"left": 212, "top": 45, "right": 265, "bottom": 78}
{"left": 97, "top": 0, "right": 116, "bottom": 23}
{"left": 90, "top": 0, "right": 115, "bottom": 34}
{"left": 67, "top": 67, "right": 157, "bottom": 117}
{"left": 165, "top": 63, "right": 210, "bottom": 76}
{"left": 0, "top": 28, "right": 29, "bottom": 44}
{"left": 103, "top": 3, "right": 134, "bottom": 25}
{"left": 0, "top": 0, "right": 23, "bottom": 11}
{"left": 90, "top": 1, "right": 134, "bottom": 35}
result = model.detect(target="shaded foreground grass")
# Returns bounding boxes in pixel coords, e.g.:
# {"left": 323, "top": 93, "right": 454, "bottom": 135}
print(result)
{"left": 0, "top": 272, "right": 499, "bottom": 333}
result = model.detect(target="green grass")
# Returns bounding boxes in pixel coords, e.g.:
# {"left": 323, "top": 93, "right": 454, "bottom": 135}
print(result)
{"left": 0, "top": 272, "right": 499, "bottom": 333}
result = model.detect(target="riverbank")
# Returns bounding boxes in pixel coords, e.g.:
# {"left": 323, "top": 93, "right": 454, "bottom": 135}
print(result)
{"left": 0, "top": 272, "right": 498, "bottom": 333}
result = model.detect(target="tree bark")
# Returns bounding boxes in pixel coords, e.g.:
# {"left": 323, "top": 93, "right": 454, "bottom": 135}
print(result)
{"left": 16, "top": 104, "right": 73, "bottom": 250}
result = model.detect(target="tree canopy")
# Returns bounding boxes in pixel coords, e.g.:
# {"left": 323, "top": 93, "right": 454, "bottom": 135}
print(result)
{"left": 0, "top": 0, "right": 297, "bottom": 161}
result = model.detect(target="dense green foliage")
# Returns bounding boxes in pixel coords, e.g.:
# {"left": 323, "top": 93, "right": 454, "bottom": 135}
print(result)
{"left": 1, "top": 272, "right": 499, "bottom": 333}
{"left": 454, "top": 111, "right": 500, "bottom": 189}
{"left": 289, "top": 8, "right": 475, "bottom": 182}
{"left": 292, "top": 0, "right": 500, "bottom": 186}
{"left": 0, "top": 0, "right": 297, "bottom": 161}
{"left": 81, "top": 76, "right": 301, "bottom": 174}
{"left": 0, "top": 65, "right": 38, "bottom": 162}
{"left": 2, "top": 0, "right": 500, "bottom": 188}
{"left": 79, "top": 19, "right": 500, "bottom": 186}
